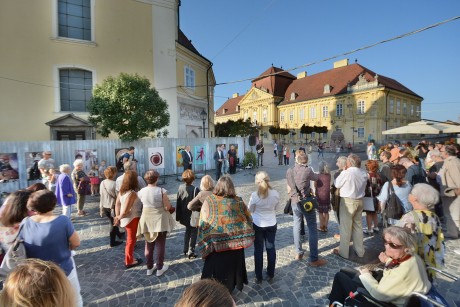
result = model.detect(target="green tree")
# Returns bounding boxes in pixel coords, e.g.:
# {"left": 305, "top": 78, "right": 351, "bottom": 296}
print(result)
{"left": 87, "top": 73, "right": 170, "bottom": 141}
{"left": 268, "top": 125, "right": 280, "bottom": 139}
{"left": 300, "top": 124, "right": 314, "bottom": 142}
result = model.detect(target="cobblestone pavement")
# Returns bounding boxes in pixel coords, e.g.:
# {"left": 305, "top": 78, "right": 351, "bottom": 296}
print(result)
{"left": 72, "top": 150, "right": 460, "bottom": 307}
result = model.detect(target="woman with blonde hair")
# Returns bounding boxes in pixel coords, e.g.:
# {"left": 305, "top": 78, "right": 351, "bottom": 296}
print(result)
{"left": 315, "top": 161, "right": 331, "bottom": 232}
{"left": 0, "top": 259, "right": 76, "bottom": 307}
{"left": 114, "top": 170, "right": 143, "bottom": 269}
{"left": 137, "top": 170, "right": 176, "bottom": 277}
{"left": 176, "top": 169, "right": 199, "bottom": 259}
{"left": 187, "top": 175, "right": 215, "bottom": 224}
{"left": 248, "top": 171, "right": 281, "bottom": 283}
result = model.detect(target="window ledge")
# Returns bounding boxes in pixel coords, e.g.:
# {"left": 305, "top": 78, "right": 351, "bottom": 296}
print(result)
{"left": 50, "top": 37, "right": 97, "bottom": 47}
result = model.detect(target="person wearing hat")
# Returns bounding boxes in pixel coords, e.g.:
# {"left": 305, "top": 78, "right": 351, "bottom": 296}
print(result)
{"left": 286, "top": 151, "right": 327, "bottom": 266}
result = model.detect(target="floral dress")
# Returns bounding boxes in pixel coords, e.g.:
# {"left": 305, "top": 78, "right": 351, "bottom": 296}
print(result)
{"left": 398, "top": 210, "right": 445, "bottom": 279}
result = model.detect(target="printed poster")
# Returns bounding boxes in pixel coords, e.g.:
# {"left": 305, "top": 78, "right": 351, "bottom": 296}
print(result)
{"left": 115, "top": 148, "right": 130, "bottom": 172}
{"left": 0, "top": 153, "right": 19, "bottom": 182}
{"left": 176, "top": 145, "right": 186, "bottom": 167}
{"left": 25, "top": 152, "right": 43, "bottom": 180}
{"left": 148, "top": 147, "right": 165, "bottom": 169}
{"left": 75, "top": 149, "right": 98, "bottom": 173}
{"left": 194, "top": 145, "right": 206, "bottom": 165}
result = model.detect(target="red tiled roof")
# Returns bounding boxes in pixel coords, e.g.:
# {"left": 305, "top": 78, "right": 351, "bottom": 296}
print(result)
{"left": 251, "top": 66, "right": 296, "bottom": 97}
{"left": 279, "top": 63, "right": 422, "bottom": 106}
{"left": 215, "top": 95, "right": 244, "bottom": 116}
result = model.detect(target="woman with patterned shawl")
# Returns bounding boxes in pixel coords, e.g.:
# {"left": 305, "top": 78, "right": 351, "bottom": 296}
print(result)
{"left": 397, "top": 183, "right": 445, "bottom": 280}
{"left": 197, "top": 175, "right": 255, "bottom": 292}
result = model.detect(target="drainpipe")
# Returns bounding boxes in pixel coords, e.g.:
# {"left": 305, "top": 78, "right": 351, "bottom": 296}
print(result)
{"left": 206, "top": 63, "right": 213, "bottom": 138}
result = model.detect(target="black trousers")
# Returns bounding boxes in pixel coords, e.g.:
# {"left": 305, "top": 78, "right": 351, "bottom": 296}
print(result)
{"left": 328, "top": 268, "right": 373, "bottom": 306}
{"left": 102, "top": 208, "right": 123, "bottom": 245}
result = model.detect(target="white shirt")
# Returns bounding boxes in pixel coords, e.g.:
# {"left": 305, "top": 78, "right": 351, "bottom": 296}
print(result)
{"left": 334, "top": 167, "right": 368, "bottom": 199}
{"left": 248, "top": 189, "right": 281, "bottom": 227}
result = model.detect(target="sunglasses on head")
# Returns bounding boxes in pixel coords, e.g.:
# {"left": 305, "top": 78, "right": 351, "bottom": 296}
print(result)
{"left": 383, "top": 240, "right": 403, "bottom": 249}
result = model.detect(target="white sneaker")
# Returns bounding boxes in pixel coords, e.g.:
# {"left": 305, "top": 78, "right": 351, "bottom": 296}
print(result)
{"left": 156, "top": 264, "right": 169, "bottom": 277}
{"left": 146, "top": 263, "right": 157, "bottom": 276}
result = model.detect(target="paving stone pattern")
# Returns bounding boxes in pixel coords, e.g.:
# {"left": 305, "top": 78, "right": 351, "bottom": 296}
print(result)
{"left": 72, "top": 150, "right": 460, "bottom": 307}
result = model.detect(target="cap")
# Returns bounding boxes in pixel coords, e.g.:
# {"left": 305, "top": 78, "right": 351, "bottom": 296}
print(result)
{"left": 435, "top": 141, "right": 441, "bottom": 144}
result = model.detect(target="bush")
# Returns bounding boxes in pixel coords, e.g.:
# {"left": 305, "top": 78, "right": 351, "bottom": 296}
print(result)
{"left": 243, "top": 152, "right": 257, "bottom": 168}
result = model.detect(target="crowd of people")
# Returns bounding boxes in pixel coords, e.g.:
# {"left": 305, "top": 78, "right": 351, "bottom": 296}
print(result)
{"left": 0, "top": 139, "right": 459, "bottom": 306}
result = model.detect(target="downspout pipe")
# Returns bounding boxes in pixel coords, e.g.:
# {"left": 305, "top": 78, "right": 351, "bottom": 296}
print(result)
{"left": 206, "top": 62, "right": 213, "bottom": 138}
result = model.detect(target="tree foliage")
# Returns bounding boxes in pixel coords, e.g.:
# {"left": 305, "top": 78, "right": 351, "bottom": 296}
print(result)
{"left": 215, "top": 118, "right": 257, "bottom": 137}
{"left": 87, "top": 73, "right": 170, "bottom": 141}
{"left": 268, "top": 125, "right": 280, "bottom": 136}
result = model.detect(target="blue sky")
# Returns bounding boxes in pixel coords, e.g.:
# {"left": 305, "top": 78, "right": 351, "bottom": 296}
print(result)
{"left": 180, "top": 1, "right": 460, "bottom": 122}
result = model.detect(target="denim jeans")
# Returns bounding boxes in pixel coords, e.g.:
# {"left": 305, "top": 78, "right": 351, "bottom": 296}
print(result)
{"left": 253, "top": 223, "right": 277, "bottom": 280}
{"left": 292, "top": 203, "right": 318, "bottom": 262}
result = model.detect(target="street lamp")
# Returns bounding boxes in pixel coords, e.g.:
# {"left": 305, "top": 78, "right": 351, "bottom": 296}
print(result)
{"left": 200, "top": 109, "right": 207, "bottom": 138}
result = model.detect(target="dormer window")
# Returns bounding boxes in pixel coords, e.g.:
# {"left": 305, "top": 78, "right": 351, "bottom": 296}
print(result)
{"left": 290, "top": 92, "right": 298, "bottom": 101}
{"left": 236, "top": 105, "right": 240, "bottom": 112}
{"left": 324, "top": 84, "right": 332, "bottom": 94}
{"left": 223, "top": 108, "right": 228, "bottom": 114}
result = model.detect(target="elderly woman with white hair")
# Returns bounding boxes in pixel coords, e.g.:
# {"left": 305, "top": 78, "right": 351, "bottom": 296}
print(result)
{"left": 55, "top": 164, "right": 76, "bottom": 218}
{"left": 248, "top": 171, "right": 281, "bottom": 283}
{"left": 72, "top": 159, "right": 89, "bottom": 217}
{"left": 398, "top": 183, "right": 445, "bottom": 280}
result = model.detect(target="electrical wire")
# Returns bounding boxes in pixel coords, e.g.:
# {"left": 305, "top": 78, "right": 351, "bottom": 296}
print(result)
{"left": 1, "top": 16, "right": 459, "bottom": 93}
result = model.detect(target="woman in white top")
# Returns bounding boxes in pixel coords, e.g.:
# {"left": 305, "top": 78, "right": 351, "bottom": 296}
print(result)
{"left": 377, "top": 164, "right": 412, "bottom": 225}
{"left": 248, "top": 171, "right": 281, "bottom": 284}
{"left": 137, "top": 170, "right": 175, "bottom": 277}
{"left": 114, "top": 170, "right": 143, "bottom": 269}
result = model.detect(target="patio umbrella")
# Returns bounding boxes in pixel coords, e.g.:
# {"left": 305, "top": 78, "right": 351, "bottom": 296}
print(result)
{"left": 382, "top": 120, "right": 457, "bottom": 135}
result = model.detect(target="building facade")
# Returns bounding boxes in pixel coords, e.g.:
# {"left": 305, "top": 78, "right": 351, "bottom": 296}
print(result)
{"left": 0, "top": 0, "right": 215, "bottom": 141}
{"left": 215, "top": 59, "right": 422, "bottom": 145}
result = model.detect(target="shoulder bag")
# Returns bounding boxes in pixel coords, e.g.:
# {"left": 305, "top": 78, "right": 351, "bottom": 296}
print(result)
{"left": 384, "top": 181, "right": 404, "bottom": 219}
{"left": 291, "top": 168, "right": 318, "bottom": 213}
{"left": 0, "top": 217, "right": 29, "bottom": 277}
{"left": 363, "top": 174, "right": 378, "bottom": 212}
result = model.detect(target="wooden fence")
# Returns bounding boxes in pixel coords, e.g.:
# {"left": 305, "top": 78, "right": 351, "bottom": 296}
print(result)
{"left": 0, "top": 137, "right": 246, "bottom": 194}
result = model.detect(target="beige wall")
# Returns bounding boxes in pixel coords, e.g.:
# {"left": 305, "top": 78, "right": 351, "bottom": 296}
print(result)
{"left": 0, "top": 0, "right": 155, "bottom": 141}
{"left": 219, "top": 86, "right": 422, "bottom": 144}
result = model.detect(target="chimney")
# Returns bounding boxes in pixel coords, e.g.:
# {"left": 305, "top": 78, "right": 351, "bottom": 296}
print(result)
{"left": 297, "top": 71, "right": 307, "bottom": 79}
{"left": 232, "top": 93, "right": 239, "bottom": 98}
{"left": 333, "top": 59, "right": 349, "bottom": 68}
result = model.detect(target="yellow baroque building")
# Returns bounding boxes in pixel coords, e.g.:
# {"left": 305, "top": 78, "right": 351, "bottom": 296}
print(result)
{"left": 215, "top": 59, "right": 422, "bottom": 145}
{"left": 0, "top": 0, "right": 215, "bottom": 141}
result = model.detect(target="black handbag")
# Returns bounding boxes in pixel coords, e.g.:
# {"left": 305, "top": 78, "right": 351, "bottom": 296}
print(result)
{"left": 283, "top": 199, "right": 293, "bottom": 215}
{"left": 385, "top": 181, "right": 404, "bottom": 219}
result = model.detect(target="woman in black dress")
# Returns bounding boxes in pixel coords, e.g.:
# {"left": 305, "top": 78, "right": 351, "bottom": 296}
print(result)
{"left": 176, "top": 169, "right": 199, "bottom": 259}
{"left": 227, "top": 145, "right": 237, "bottom": 174}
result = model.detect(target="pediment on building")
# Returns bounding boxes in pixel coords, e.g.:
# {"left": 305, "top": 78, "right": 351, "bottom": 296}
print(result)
{"left": 239, "top": 87, "right": 274, "bottom": 106}
{"left": 46, "top": 113, "right": 93, "bottom": 127}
